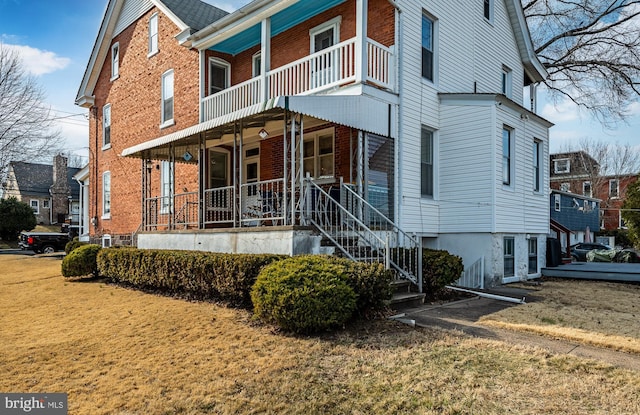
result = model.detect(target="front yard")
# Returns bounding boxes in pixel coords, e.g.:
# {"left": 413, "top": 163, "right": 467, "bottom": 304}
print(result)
{"left": 1, "top": 254, "right": 639, "bottom": 414}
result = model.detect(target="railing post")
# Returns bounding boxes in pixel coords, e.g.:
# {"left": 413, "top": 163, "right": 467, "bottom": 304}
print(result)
{"left": 417, "top": 235, "right": 423, "bottom": 293}
{"left": 385, "top": 233, "right": 390, "bottom": 270}
{"left": 355, "top": 0, "right": 368, "bottom": 84}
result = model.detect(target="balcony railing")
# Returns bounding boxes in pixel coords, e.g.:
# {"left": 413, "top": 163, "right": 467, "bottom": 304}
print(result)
{"left": 201, "top": 37, "right": 394, "bottom": 122}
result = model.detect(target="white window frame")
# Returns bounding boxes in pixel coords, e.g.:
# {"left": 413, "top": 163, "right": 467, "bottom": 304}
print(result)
{"left": 161, "top": 69, "right": 174, "bottom": 128}
{"left": 620, "top": 211, "right": 628, "bottom": 229}
{"left": 160, "top": 161, "right": 173, "bottom": 214}
{"left": 554, "top": 158, "right": 570, "bottom": 174}
{"left": 252, "top": 51, "right": 262, "bottom": 77}
{"left": 421, "top": 11, "right": 437, "bottom": 83}
{"left": 301, "top": 127, "right": 335, "bottom": 181}
{"left": 528, "top": 237, "right": 538, "bottom": 275}
{"left": 560, "top": 182, "right": 570, "bottom": 193}
{"left": 102, "top": 171, "right": 111, "bottom": 219}
{"left": 102, "top": 104, "right": 111, "bottom": 149}
{"left": 30, "top": 199, "right": 39, "bottom": 214}
{"left": 533, "top": 139, "right": 541, "bottom": 192}
{"left": 484, "top": 0, "right": 494, "bottom": 22}
{"left": 111, "top": 42, "right": 119, "bottom": 80}
{"left": 309, "top": 16, "right": 341, "bottom": 53}
{"left": 503, "top": 237, "right": 515, "bottom": 277}
{"left": 208, "top": 57, "right": 230, "bottom": 96}
{"left": 583, "top": 181, "right": 592, "bottom": 197}
{"left": 43, "top": 199, "right": 50, "bottom": 209}
{"left": 554, "top": 194, "right": 561, "bottom": 211}
{"left": 421, "top": 126, "right": 435, "bottom": 198}
{"left": 502, "top": 126, "right": 513, "bottom": 186}
{"left": 148, "top": 13, "right": 159, "bottom": 57}
{"left": 609, "top": 179, "right": 619, "bottom": 198}
{"left": 501, "top": 66, "right": 512, "bottom": 98}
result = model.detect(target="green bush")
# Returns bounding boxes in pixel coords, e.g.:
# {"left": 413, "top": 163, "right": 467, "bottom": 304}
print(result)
{"left": 97, "top": 248, "right": 285, "bottom": 307}
{"left": 65, "top": 239, "right": 88, "bottom": 254}
{"left": 0, "top": 197, "right": 36, "bottom": 241}
{"left": 333, "top": 258, "right": 394, "bottom": 316}
{"left": 62, "top": 244, "right": 102, "bottom": 278}
{"left": 251, "top": 256, "right": 357, "bottom": 334}
{"left": 422, "top": 248, "right": 464, "bottom": 293}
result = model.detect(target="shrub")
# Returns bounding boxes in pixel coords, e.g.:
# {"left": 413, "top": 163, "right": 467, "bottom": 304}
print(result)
{"left": 62, "top": 244, "right": 102, "bottom": 278}
{"left": 65, "top": 239, "right": 88, "bottom": 254}
{"left": 97, "top": 248, "right": 284, "bottom": 307}
{"left": 333, "top": 258, "right": 394, "bottom": 316}
{"left": 422, "top": 248, "right": 464, "bottom": 294}
{"left": 0, "top": 197, "right": 36, "bottom": 241}
{"left": 251, "top": 256, "right": 357, "bottom": 334}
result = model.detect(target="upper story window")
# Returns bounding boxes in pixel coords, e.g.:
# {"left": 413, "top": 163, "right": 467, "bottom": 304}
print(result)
{"left": 421, "top": 12, "right": 436, "bottom": 82}
{"left": 43, "top": 200, "right": 49, "bottom": 209}
{"left": 102, "top": 171, "right": 111, "bottom": 218}
{"left": 111, "top": 42, "right": 119, "bottom": 80}
{"left": 102, "top": 104, "right": 111, "bottom": 149}
{"left": 309, "top": 17, "right": 340, "bottom": 53}
{"left": 421, "top": 126, "right": 434, "bottom": 197}
{"left": 252, "top": 52, "right": 261, "bottom": 77}
{"left": 30, "top": 200, "right": 39, "bottom": 214}
{"left": 209, "top": 58, "right": 230, "bottom": 95}
{"left": 554, "top": 158, "right": 570, "bottom": 174}
{"left": 302, "top": 128, "right": 335, "bottom": 179}
{"left": 583, "top": 181, "right": 592, "bottom": 197}
{"left": 502, "top": 66, "right": 512, "bottom": 98}
{"left": 502, "top": 126, "right": 513, "bottom": 186}
{"left": 533, "top": 139, "right": 541, "bottom": 192}
{"left": 484, "top": 0, "right": 493, "bottom": 21}
{"left": 609, "top": 179, "right": 619, "bottom": 198}
{"left": 161, "top": 70, "right": 174, "bottom": 127}
{"left": 148, "top": 13, "right": 159, "bottom": 56}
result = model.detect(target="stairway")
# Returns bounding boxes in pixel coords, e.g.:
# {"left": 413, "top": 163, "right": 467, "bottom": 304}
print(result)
{"left": 388, "top": 280, "right": 426, "bottom": 311}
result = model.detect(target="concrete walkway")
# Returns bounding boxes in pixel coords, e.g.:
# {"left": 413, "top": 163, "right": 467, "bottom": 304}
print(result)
{"left": 393, "top": 295, "right": 640, "bottom": 372}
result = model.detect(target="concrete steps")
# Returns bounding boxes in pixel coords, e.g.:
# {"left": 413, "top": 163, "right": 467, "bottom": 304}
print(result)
{"left": 388, "top": 280, "right": 425, "bottom": 310}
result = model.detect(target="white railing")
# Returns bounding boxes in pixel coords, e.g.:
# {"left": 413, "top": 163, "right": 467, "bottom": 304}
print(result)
{"left": 240, "top": 178, "right": 286, "bottom": 226}
{"left": 203, "top": 186, "right": 236, "bottom": 225}
{"left": 455, "top": 256, "right": 485, "bottom": 289}
{"left": 201, "top": 37, "right": 394, "bottom": 122}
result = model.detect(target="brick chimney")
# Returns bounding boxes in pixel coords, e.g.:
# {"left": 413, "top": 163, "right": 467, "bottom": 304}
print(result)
{"left": 50, "top": 155, "right": 70, "bottom": 224}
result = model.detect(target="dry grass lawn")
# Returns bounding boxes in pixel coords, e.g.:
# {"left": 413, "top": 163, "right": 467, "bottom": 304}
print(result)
{"left": 1, "top": 254, "right": 639, "bottom": 415}
{"left": 480, "top": 279, "right": 640, "bottom": 354}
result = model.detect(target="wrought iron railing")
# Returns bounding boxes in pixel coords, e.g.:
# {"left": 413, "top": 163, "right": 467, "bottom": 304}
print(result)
{"left": 239, "top": 178, "right": 286, "bottom": 226}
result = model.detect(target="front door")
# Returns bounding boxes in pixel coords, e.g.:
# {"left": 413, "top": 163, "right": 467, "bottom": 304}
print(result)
{"left": 206, "top": 150, "right": 231, "bottom": 219}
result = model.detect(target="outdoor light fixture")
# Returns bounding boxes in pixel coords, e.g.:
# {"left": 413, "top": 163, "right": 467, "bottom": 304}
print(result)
{"left": 259, "top": 128, "right": 269, "bottom": 139}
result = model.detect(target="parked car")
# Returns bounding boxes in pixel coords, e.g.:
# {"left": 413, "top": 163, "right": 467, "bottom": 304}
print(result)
{"left": 18, "top": 232, "right": 70, "bottom": 254}
{"left": 570, "top": 242, "right": 612, "bottom": 262}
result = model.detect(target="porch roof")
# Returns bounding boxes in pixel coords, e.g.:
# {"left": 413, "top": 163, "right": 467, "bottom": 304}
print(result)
{"left": 121, "top": 94, "right": 395, "bottom": 159}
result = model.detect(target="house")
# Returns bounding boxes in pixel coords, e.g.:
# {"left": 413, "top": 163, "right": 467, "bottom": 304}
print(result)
{"left": 550, "top": 151, "right": 638, "bottom": 231}
{"left": 75, "top": 0, "right": 552, "bottom": 288}
{"left": 1, "top": 155, "right": 81, "bottom": 227}
{"left": 550, "top": 189, "right": 600, "bottom": 255}
{"left": 72, "top": 165, "right": 91, "bottom": 242}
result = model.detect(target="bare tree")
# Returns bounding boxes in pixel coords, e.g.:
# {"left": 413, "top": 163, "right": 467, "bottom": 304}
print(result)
{"left": 524, "top": 0, "right": 640, "bottom": 125}
{"left": 0, "top": 44, "right": 64, "bottom": 186}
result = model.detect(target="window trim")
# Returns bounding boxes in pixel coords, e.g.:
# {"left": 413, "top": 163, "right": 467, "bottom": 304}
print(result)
{"left": 309, "top": 16, "right": 341, "bottom": 53}
{"left": 528, "top": 237, "right": 538, "bottom": 275}
{"left": 208, "top": 57, "right": 231, "bottom": 96}
{"left": 421, "top": 11, "right": 437, "bottom": 83}
{"left": 42, "top": 199, "right": 50, "bottom": 209}
{"left": 252, "top": 51, "right": 261, "bottom": 77}
{"left": 102, "top": 171, "right": 111, "bottom": 219}
{"left": 484, "top": 0, "right": 494, "bottom": 22}
{"left": 533, "top": 139, "right": 541, "bottom": 192}
{"left": 102, "top": 104, "right": 111, "bottom": 149}
{"left": 161, "top": 69, "right": 174, "bottom": 128}
{"left": 421, "top": 126, "right": 435, "bottom": 198}
{"left": 503, "top": 236, "right": 515, "bottom": 278}
{"left": 110, "top": 42, "right": 119, "bottom": 81}
{"left": 502, "top": 126, "right": 513, "bottom": 187}
{"left": 554, "top": 194, "right": 561, "bottom": 211}
{"left": 160, "top": 161, "right": 173, "bottom": 214}
{"left": 501, "top": 65, "right": 512, "bottom": 98}
{"left": 300, "top": 127, "right": 335, "bottom": 181}
{"left": 609, "top": 178, "right": 620, "bottom": 199}
{"left": 30, "top": 199, "right": 39, "bottom": 214}
{"left": 583, "top": 181, "right": 592, "bottom": 197}
{"left": 554, "top": 158, "right": 570, "bottom": 174}
{"left": 148, "top": 13, "right": 159, "bottom": 57}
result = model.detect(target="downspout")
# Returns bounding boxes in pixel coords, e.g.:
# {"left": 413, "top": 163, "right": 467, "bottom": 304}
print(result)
{"left": 389, "top": 0, "right": 402, "bottom": 228}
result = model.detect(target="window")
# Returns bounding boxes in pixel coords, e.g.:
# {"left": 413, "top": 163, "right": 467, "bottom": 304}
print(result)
{"left": 111, "top": 42, "right": 119, "bottom": 79}
{"left": 554, "top": 158, "right": 570, "bottom": 173}
{"left": 102, "top": 171, "right": 111, "bottom": 218}
{"left": 560, "top": 182, "right": 570, "bottom": 192}
{"left": 102, "top": 104, "right": 111, "bottom": 148}
{"left": 583, "top": 181, "right": 592, "bottom": 197}
{"left": 161, "top": 70, "right": 174, "bottom": 126}
{"left": 501, "top": 66, "right": 512, "bottom": 98}
{"left": 30, "top": 200, "right": 39, "bottom": 214}
{"left": 484, "top": 0, "right": 493, "bottom": 21}
{"left": 502, "top": 127, "right": 512, "bottom": 185}
{"left": 533, "top": 140, "right": 541, "bottom": 192}
{"left": 421, "top": 127, "right": 434, "bottom": 197}
{"left": 528, "top": 237, "right": 538, "bottom": 274}
{"left": 302, "top": 128, "right": 334, "bottom": 179}
{"left": 252, "top": 52, "right": 261, "bottom": 77}
{"left": 310, "top": 17, "right": 340, "bottom": 87}
{"left": 421, "top": 12, "right": 436, "bottom": 82}
{"left": 160, "top": 161, "right": 173, "bottom": 213}
{"left": 504, "top": 237, "right": 514, "bottom": 277}
{"left": 148, "top": 13, "right": 158, "bottom": 55}
{"left": 609, "top": 179, "right": 619, "bottom": 198}
{"left": 310, "top": 17, "right": 340, "bottom": 53}
{"left": 244, "top": 146, "right": 260, "bottom": 196}
{"left": 209, "top": 58, "right": 230, "bottom": 95}
{"left": 43, "top": 200, "right": 49, "bottom": 209}
{"left": 554, "top": 194, "right": 561, "bottom": 211}
{"left": 620, "top": 211, "right": 628, "bottom": 229}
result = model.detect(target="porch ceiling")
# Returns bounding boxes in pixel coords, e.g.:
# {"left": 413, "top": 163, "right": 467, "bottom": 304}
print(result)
{"left": 121, "top": 94, "right": 394, "bottom": 160}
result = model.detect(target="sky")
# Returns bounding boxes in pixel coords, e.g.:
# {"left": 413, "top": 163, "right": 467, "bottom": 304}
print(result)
{"left": 0, "top": 0, "right": 638, "bottom": 165}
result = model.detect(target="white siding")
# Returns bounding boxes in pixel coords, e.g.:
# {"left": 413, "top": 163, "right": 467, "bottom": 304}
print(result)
{"left": 113, "top": 0, "right": 153, "bottom": 37}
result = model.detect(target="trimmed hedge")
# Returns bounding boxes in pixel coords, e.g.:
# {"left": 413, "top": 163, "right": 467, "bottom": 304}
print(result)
{"left": 62, "top": 244, "right": 102, "bottom": 278}
{"left": 251, "top": 256, "right": 357, "bottom": 333}
{"left": 422, "top": 248, "right": 464, "bottom": 293}
{"left": 334, "top": 258, "right": 394, "bottom": 316}
{"left": 65, "top": 239, "right": 88, "bottom": 254}
{"left": 97, "top": 248, "right": 285, "bottom": 307}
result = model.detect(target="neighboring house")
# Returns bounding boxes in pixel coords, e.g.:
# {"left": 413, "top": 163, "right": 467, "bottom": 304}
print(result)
{"left": 1, "top": 155, "right": 81, "bottom": 226}
{"left": 550, "top": 189, "right": 600, "bottom": 252}
{"left": 72, "top": 165, "right": 91, "bottom": 242}
{"left": 75, "top": 0, "right": 552, "bottom": 288}
{"left": 550, "top": 151, "right": 638, "bottom": 231}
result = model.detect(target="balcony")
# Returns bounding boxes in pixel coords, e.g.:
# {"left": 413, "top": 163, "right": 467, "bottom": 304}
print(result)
{"left": 201, "top": 37, "right": 394, "bottom": 122}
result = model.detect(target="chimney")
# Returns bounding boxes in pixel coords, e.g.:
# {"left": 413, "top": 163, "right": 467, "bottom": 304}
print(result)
{"left": 50, "top": 155, "right": 70, "bottom": 224}
{"left": 52, "top": 154, "right": 68, "bottom": 189}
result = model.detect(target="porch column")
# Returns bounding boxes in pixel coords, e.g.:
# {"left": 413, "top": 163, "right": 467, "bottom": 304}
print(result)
{"left": 198, "top": 133, "right": 204, "bottom": 229}
{"left": 260, "top": 18, "right": 271, "bottom": 102}
{"left": 355, "top": 0, "right": 368, "bottom": 84}
{"left": 282, "top": 110, "right": 289, "bottom": 225}
{"left": 169, "top": 143, "right": 175, "bottom": 230}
